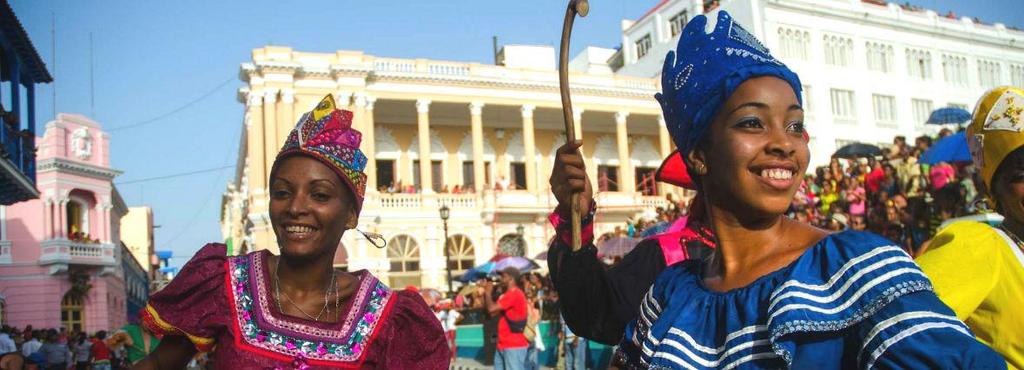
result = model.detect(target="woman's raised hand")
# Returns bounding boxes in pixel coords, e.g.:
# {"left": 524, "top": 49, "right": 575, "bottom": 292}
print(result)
{"left": 550, "top": 140, "right": 594, "bottom": 218}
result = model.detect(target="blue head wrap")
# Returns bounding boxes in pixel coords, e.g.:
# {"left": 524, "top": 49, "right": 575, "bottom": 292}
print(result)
{"left": 657, "top": 11, "right": 803, "bottom": 159}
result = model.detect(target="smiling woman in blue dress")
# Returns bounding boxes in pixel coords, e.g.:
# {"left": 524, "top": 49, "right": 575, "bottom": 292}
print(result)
{"left": 551, "top": 10, "right": 1006, "bottom": 370}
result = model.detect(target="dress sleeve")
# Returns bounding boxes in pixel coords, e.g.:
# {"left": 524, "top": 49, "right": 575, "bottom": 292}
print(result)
{"left": 548, "top": 232, "right": 666, "bottom": 345}
{"left": 852, "top": 289, "right": 1007, "bottom": 370}
{"left": 379, "top": 290, "right": 450, "bottom": 369}
{"left": 915, "top": 222, "right": 1002, "bottom": 320}
{"left": 140, "top": 243, "right": 229, "bottom": 352}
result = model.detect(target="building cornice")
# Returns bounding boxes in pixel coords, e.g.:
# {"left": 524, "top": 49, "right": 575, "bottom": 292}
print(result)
{"left": 771, "top": 1, "right": 1023, "bottom": 50}
{"left": 36, "top": 158, "right": 122, "bottom": 180}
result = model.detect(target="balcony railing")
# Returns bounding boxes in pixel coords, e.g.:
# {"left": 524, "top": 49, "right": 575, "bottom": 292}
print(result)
{"left": 39, "top": 239, "right": 117, "bottom": 266}
{"left": 366, "top": 191, "right": 668, "bottom": 216}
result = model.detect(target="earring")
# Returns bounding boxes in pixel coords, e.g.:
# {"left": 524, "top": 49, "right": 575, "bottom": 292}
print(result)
{"left": 696, "top": 163, "right": 707, "bottom": 175}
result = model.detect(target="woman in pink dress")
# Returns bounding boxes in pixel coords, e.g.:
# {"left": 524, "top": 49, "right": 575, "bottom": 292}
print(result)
{"left": 134, "top": 95, "right": 449, "bottom": 369}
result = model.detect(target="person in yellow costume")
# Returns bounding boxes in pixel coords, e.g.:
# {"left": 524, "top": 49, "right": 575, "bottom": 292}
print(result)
{"left": 917, "top": 86, "right": 1024, "bottom": 370}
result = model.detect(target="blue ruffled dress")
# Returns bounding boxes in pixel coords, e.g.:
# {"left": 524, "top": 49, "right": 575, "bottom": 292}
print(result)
{"left": 618, "top": 231, "right": 1006, "bottom": 369}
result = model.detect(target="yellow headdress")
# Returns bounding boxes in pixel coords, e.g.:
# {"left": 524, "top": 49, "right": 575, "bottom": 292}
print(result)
{"left": 967, "top": 86, "right": 1024, "bottom": 190}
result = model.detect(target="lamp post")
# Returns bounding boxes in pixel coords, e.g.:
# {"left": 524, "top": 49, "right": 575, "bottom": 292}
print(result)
{"left": 439, "top": 204, "right": 453, "bottom": 296}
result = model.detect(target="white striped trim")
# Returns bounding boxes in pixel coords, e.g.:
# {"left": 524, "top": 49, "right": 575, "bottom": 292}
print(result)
{"left": 640, "top": 325, "right": 767, "bottom": 360}
{"left": 769, "top": 255, "right": 918, "bottom": 311}
{"left": 857, "top": 311, "right": 964, "bottom": 365}
{"left": 653, "top": 350, "right": 699, "bottom": 370}
{"left": 864, "top": 322, "right": 972, "bottom": 369}
{"left": 992, "top": 227, "right": 1024, "bottom": 270}
{"left": 768, "top": 245, "right": 908, "bottom": 310}
{"left": 770, "top": 267, "right": 928, "bottom": 320}
{"left": 660, "top": 337, "right": 772, "bottom": 368}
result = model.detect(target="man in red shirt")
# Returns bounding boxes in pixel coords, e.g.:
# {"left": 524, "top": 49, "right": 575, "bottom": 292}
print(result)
{"left": 484, "top": 268, "right": 528, "bottom": 370}
{"left": 90, "top": 331, "right": 112, "bottom": 370}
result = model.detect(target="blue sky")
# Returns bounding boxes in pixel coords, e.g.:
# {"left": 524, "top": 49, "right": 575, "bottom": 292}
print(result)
{"left": 10, "top": 0, "right": 1023, "bottom": 266}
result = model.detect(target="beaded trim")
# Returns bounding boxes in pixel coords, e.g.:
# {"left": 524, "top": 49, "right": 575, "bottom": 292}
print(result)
{"left": 767, "top": 279, "right": 932, "bottom": 365}
{"left": 250, "top": 251, "right": 373, "bottom": 339}
{"left": 227, "top": 253, "right": 393, "bottom": 364}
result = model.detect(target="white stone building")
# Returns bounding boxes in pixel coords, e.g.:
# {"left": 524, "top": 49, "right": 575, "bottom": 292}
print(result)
{"left": 614, "top": 0, "right": 1024, "bottom": 168}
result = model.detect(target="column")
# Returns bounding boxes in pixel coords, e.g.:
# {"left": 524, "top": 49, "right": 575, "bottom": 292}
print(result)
{"left": 102, "top": 205, "right": 111, "bottom": 243}
{"left": 58, "top": 199, "right": 68, "bottom": 238}
{"left": 521, "top": 105, "right": 537, "bottom": 192}
{"left": 0, "top": 205, "right": 6, "bottom": 241}
{"left": 247, "top": 94, "right": 266, "bottom": 192}
{"left": 262, "top": 89, "right": 278, "bottom": 180}
{"left": 470, "top": 102, "right": 486, "bottom": 192}
{"left": 364, "top": 96, "right": 378, "bottom": 192}
{"left": 658, "top": 116, "right": 674, "bottom": 196}
{"left": 616, "top": 112, "right": 635, "bottom": 193}
{"left": 416, "top": 99, "right": 434, "bottom": 194}
{"left": 279, "top": 88, "right": 295, "bottom": 145}
{"left": 353, "top": 93, "right": 368, "bottom": 132}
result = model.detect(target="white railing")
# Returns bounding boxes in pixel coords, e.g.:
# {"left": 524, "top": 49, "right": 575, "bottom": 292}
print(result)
{"left": 427, "top": 63, "right": 470, "bottom": 76}
{"left": 373, "top": 59, "right": 416, "bottom": 73}
{"left": 437, "top": 194, "right": 477, "bottom": 208}
{"left": 377, "top": 194, "right": 423, "bottom": 208}
{"left": 640, "top": 195, "right": 671, "bottom": 210}
{"left": 69, "top": 243, "right": 104, "bottom": 258}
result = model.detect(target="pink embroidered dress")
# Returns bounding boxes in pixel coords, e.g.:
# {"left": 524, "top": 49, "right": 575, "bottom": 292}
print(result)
{"left": 141, "top": 244, "right": 449, "bottom": 369}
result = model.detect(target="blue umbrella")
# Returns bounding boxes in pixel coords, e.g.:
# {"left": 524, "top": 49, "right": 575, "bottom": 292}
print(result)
{"left": 919, "top": 132, "right": 971, "bottom": 165}
{"left": 456, "top": 261, "right": 495, "bottom": 282}
{"left": 640, "top": 221, "right": 671, "bottom": 238}
{"left": 926, "top": 107, "right": 972, "bottom": 125}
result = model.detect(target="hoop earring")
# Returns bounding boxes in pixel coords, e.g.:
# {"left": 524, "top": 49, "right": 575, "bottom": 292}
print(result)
{"left": 972, "top": 197, "right": 994, "bottom": 213}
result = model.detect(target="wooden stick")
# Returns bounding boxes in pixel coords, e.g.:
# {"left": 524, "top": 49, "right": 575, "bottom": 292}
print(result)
{"left": 559, "top": 0, "right": 589, "bottom": 251}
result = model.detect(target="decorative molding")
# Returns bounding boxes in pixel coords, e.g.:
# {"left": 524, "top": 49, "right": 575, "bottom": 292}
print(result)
{"left": 416, "top": 99, "right": 432, "bottom": 114}
{"left": 365, "top": 96, "right": 377, "bottom": 111}
{"left": 280, "top": 88, "right": 295, "bottom": 104}
{"left": 36, "top": 158, "right": 123, "bottom": 180}
{"left": 469, "top": 102, "right": 484, "bottom": 116}
{"left": 247, "top": 91, "right": 263, "bottom": 107}
{"left": 615, "top": 111, "right": 631, "bottom": 123}
{"left": 521, "top": 104, "right": 536, "bottom": 119}
{"left": 70, "top": 127, "right": 94, "bottom": 161}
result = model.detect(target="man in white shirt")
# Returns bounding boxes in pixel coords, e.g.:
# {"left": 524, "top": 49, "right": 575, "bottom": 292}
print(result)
{"left": 0, "top": 326, "right": 17, "bottom": 354}
{"left": 21, "top": 331, "right": 42, "bottom": 357}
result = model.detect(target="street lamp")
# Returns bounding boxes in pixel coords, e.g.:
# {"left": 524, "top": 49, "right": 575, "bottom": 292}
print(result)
{"left": 439, "top": 204, "right": 453, "bottom": 296}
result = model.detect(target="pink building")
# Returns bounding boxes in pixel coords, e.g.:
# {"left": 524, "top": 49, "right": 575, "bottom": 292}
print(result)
{"left": 0, "top": 113, "right": 128, "bottom": 333}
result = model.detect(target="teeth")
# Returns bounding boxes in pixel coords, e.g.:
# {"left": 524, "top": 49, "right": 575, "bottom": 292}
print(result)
{"left": 760, "top": 169, "right": 793, "bottom": 180}
{"left": 286, "top": 225, "right": 314, "bottom": 233}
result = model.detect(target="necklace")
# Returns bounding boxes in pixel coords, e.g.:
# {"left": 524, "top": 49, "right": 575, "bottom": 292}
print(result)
{"left": 274, "top": 258, "right": 336, "bottom": 322}
{"left": 997, "top": 223, "right": 1024, "bottom": 254}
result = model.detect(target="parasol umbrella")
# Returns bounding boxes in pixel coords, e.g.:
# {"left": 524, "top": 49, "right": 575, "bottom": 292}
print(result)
{"left": 833, "top": 143, "right": 882, "bottom": 159}
{"left": 533, "top": 251, "right": 548, "bottom": 260}
{"left": 640, "top": 221, "right": 672, "bottom": 238}
{"left": 597, "top": 237, "right": 641, "bottom": 258}
{"left": 456, "top": 261, "right": 495, "bottom": 282}
{"left": 919, "top": 131, "right": 971, "bottom": 165}
{"left": 927, "top": 107, "right": 972, "bottom": 125}
{"left": 492, "top": 256, "right": 541, "bottom": 273}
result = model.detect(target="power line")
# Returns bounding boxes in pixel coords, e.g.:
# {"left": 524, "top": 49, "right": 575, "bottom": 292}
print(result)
{"left": 115, "top": 165, "right": 235, "bottom": 185}
{"left": 107, "top": 77, "right": 235, "bottom": 132}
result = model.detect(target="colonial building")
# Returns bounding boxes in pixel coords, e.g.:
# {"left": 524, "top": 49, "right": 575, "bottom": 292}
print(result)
{"left": 221, "top": 45, "right": 677, "bottom": 290}
{"left": 0, "top": 114, "right": 129, "bottom": 332}
{"left": 614, "top": 0, "right": 1024, "bottom": 168}
{"left": 0, "top": 0, "right": 53, "bottom": 205}
{"left": 120, "top": 206, "right": 159, "bottom": 279}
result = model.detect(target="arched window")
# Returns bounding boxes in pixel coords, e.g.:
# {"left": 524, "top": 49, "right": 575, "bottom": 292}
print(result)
{"left": 387, "top": 235, "right": 421, "bottom": 288}
{"left": 497, "top": 234, "right": 526, "bottom": 257}
{"left": 446, "top": 235, "right": 475, "bottom": 273}
{"left": 61, "top": 294, "right": 84, "bottom": 332}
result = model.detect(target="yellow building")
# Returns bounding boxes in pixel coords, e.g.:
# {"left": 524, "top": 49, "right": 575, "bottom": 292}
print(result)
{"left": 221, "top": 45, "right": 679, "bottom": 290}
{"left": 119, "top": 206, "right": 155, "bottom": 277}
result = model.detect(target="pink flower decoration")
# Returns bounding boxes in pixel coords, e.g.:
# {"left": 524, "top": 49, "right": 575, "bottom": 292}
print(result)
{"left": 285, "top": 341, "right": 296, "bottom": 351}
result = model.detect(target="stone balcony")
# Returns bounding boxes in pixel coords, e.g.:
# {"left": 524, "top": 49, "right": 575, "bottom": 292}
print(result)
{"left": 39, "top": 239, "right": 117, "bottom": 267}
{"left": 363, "top": 191, "right": 671, "bottom": 219}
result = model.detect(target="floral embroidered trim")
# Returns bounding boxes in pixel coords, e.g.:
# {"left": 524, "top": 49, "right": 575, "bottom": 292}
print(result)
{"left": 250, "top": 252, "right": 373, "bottom": 339}
{"left": 227, "top": 254, "right": 394, "bottom": 365}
